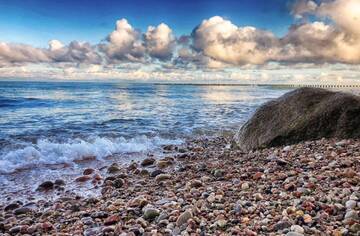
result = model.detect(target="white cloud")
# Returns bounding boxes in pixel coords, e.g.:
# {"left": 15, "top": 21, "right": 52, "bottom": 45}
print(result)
{"left": 144, "top": 23, "right": 175, "bottom": 61}
{"left": 2, "top": 1, "right": 360, "bottom": 83}
{"left": 102, "top": 18, "right": 145, "bottom": 62}
{"left": 192, "top": 16, "right": 279, "bottom": 65}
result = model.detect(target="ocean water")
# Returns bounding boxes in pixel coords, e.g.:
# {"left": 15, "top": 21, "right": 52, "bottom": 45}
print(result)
{"left": 0, "top": 81, "right": 290, "bottom": 200}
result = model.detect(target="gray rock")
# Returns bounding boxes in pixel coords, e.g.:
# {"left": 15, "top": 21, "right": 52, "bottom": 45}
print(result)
{"left": 176, "top": 210, "right": 192, "bottom": 226}
{"left": 143, "top": 208, "right": 160, "bottom": 221}
{"left": 235, "top": 88, "right": 360, "bottom": 151}
{"left": 345, "top": 200, "right": 357, "bottom": 210}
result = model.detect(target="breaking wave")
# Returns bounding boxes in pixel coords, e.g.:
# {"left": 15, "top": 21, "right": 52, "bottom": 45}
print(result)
{"left": 0, "top": 136, "right": 182, "bottom": 174}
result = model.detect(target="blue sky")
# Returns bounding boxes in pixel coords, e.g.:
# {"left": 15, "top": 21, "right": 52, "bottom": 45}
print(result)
{"left": 0, "top": 0, "right": 360, "bottom": 83}
{"left": 0, "top": 0, "right": 294, "bottom": 46}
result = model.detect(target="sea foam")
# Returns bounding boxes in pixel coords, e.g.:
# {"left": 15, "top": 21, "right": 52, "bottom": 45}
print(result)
{"left": 0, "top": 136, "right": 182, "bottom": 174}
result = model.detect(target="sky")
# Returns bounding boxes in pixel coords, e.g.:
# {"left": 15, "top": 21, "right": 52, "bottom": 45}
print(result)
{"left": 0, "top": 0, "right": 360, "bottom": 83}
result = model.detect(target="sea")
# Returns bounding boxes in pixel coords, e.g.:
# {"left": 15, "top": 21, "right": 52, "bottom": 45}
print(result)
{"left": 0, "top": 80, "right": 290, "bottom": 201}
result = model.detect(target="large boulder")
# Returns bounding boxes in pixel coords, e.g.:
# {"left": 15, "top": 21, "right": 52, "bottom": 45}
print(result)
{"left": 234, "top": 87, "right": 360, "bottom": 151}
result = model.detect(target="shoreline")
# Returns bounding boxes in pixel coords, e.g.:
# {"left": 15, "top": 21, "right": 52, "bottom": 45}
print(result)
{"left": 0, "top": 136, "right": 359, "bottom": 235}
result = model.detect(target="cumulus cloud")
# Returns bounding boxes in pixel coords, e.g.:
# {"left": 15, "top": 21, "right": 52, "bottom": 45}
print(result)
{"left": 0, "top": 43, "right": 50, "bottom": 66}
{"left": 144, "top": 23, "right": 175, "bottom": 61}
{"left": 187, "top": 0, "right": 360, "bottom": 66}
{"left": 2, "top": 0, "right": 360, "bottom": 80}
{"left": 102, "top": 18, "right": 145, "bottom": 62}
{"left": 191, "top": 16, "right": 279, "bottom": 66}
{"left": 0, "top": 40, "right": 102, "bottom": 67}
{"left": 282, "top": 0, "right": 360, "bottom": 64}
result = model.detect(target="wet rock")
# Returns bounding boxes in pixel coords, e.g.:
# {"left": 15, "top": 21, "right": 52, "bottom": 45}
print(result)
{"left": 83, "top": 168, "right": 95, "bottom": 175}
{"left": 113, "top": 178, "right": 124, "bottom": 188}
{"left": 14, "top": 207, "right": 33, "bottom": 215}
{"left": 157, "top": 159, "right": 173, "bottom": 169}
{"left": 150, "top": 169, "right": 164, "bottom": 177}
{"left": 141, "top": 158, "right": 156, "bottom": 166}
{"left": 37, "top": 181, "right": 54, "bottom": 191}
{"left": 75, "top": 175, "right": 92, "bottom": 182}
{"left": 4, "top": 203, "right": 20, "bottom": 211}
{"left": 54, "top": 179, "right": 66, "bottom": 186}
{"left": 108, "top": 164, "right": 121, "bottom": 174}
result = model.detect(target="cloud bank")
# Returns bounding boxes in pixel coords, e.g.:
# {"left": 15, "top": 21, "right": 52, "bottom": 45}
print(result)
{"left": 1, "top": 0, "right": 360, "bottom": 81}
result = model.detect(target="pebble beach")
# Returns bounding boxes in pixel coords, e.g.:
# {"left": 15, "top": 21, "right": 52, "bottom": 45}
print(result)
{"left": 1, "top": 137, "right": 359, "bottom": 235}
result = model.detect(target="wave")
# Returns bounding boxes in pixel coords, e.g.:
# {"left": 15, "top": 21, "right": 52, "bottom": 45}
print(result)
{"left": 0, "top": 136, "right": 182, "bottom": 174}
{"left": 0, "top": 97, "right": 48, "bottom": 108}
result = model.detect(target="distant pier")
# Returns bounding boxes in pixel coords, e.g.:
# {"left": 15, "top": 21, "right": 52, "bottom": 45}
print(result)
{"left": 153, "top": 83, "right": 360, "bottom": 88}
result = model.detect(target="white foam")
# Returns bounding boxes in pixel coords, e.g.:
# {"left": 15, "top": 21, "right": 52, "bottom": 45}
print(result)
{"left": 0, "top": 136, "right": 182, "bottom": 174}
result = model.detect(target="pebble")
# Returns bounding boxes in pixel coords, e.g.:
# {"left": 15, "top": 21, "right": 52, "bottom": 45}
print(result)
{"left": 143, "top": 208, "right": 160, "bottom": 221}
{"left": 141, "top": 157, "right": 156, "bottom": 166}
{"left": 241, "top": 182, "right": 250, "bottom": 190}
{"left": 37, "top": 181, "right": 54, "bottom": 191}
{"left": 345, "top": 200, "right": 357, "bottom": 209}
{"left": 176, "top": 210, "right": 192, "bottom": 226}
{"left": 290, "top": 225, "right": 304, "bottom": 233}
{"left": 155, "top": 174, "right": 171, "bottom": 182}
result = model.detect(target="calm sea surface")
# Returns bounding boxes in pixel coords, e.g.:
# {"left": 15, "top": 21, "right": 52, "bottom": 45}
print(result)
{"left": 0, "top": 81, "right": 290, "bottom": 200}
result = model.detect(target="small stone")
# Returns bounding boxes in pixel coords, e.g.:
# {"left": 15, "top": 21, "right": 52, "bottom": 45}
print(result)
{"left": 350, "top": 223, "right": 360, "bottom": 233}
{"left": 4, "top": 203, "right": 20, "bottom": 211}
{"left": 216, "top": 219, "right": 227, "bottom": 228}
{"left": 157, "top": 159, "right": 173, "bottom": 169}
{"left": 253, "top": 172, "right": 263, "bottom": 180}
{"left": 141, "top": 157, "right": 156, "bottom": 166}
{"left": 344, "top": 210, "right": 359, "bottom": 223}
{"left": 75, "top": 175, "right": 92, "bottom": 182}
{"left": 37, "top": 181, "right": 54, "bottom": 191}
{"left": 113, "top": 178, "right": 124, "bottom": 188}
{"left": 276, "top": 158, "right": 289, "bottom": 166}
{"left": 176, "top": 210, "right": 193, "bottom": 226}
{"left": 150, "top": 169, "right": 164, "bottom": 177}
{"left": 213, "top": 169, "right": 225, "bottom": 178}
{"left": 108, "top": 164, "right": 121, "bottom": 173}
{"left": 9, "top": 226, "right": 21, "bottom": 234}
{"left": 91, "top": 211, "right": 109, "bottom": 219}
{"left": 190, "top": 180, "right": 202, "bottom": 188}
{"left": 345, "top": 200, "right": 357, "bottom": 210}
{"left": 303, "top": 214, "right": 312, "bottom": 224}
{"left": 286, "top": 233, "right": 304, "bottom": 236}
{"left": 254, "top": 193, "right": 263, "bottom": 201}
{"left": 283, "top": 146, "right": 292, "bottom": 152}
{"left": 104, "top": 214, "right": 120, "bottom": 225}
{"left": 273, "top": 221, "right": 291, "bottom": 231}
{"left": 241, "top": 182, "right": 250, "bottom": 190}
{"left": 143, "top": 208, "right": 160, "bottom": 221}
{"left": 155, "top": 174, "right": 171, "bottom": 182}
{"left": 290, "top": 225, "right": 304, "bottom": 233}
{"left": 14, "top": 207, "right": 32, "bottom": 215}
{"left": 54, "top": 179, "right": 66, "bottom": 186}
{"left": 83, "top": 168, "right": 95, "bottom": 175}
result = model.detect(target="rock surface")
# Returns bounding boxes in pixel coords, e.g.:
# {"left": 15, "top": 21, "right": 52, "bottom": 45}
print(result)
{"left": 235, "top": 88, "right": 360, "bottom": 151}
